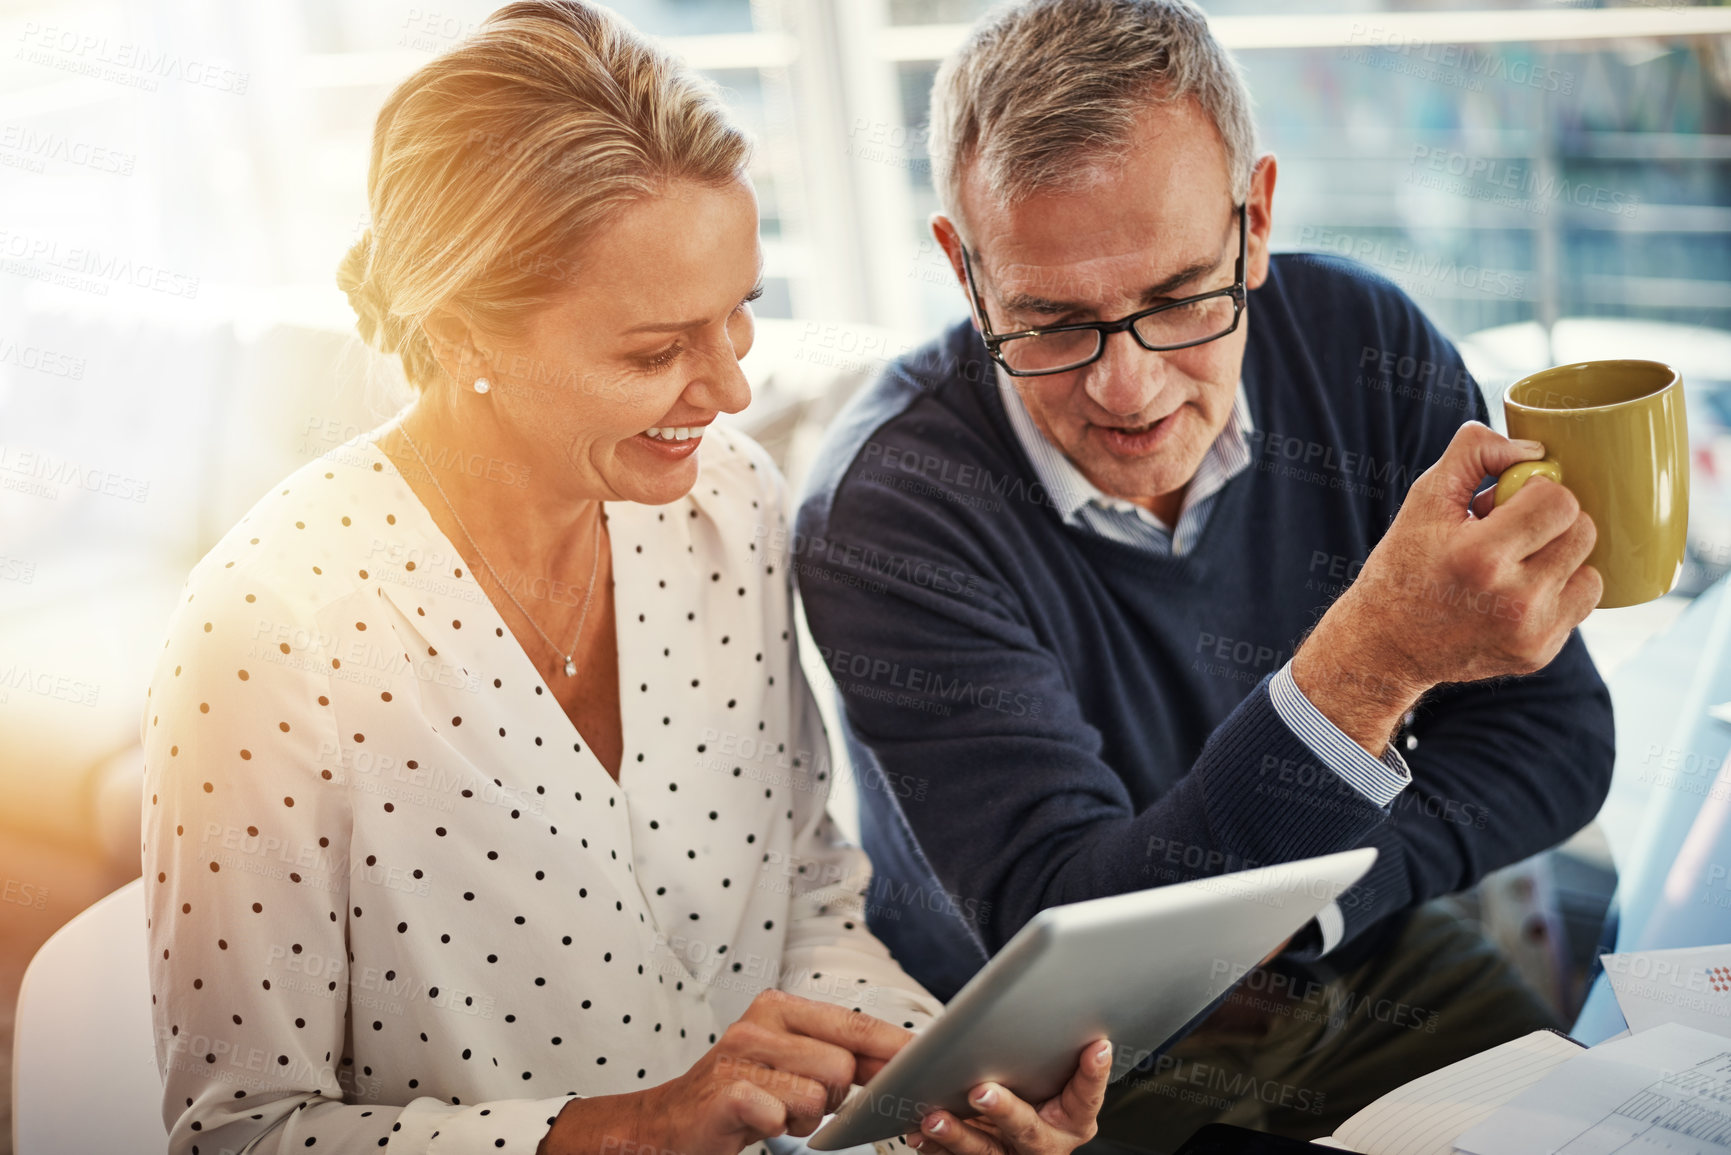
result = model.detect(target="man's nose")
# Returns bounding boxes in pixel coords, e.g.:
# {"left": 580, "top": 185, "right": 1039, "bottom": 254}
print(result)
{"left": 1084, "top": 331, "right": 1165, "bottom": 418}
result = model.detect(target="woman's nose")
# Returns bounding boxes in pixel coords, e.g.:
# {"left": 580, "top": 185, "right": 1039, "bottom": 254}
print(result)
{"left": 689, "top": 342, "right": 753, "bottom": 416}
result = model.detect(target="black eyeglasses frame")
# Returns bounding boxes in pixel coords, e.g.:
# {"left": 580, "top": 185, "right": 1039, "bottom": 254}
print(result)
{"left": 957, "top": 202, "right": 1249, "bottom": 378}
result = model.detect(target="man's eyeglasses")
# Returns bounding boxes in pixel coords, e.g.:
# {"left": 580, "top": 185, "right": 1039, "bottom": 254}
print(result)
{"left": 958, "top": 202, "right": 1249, "bottom": 378}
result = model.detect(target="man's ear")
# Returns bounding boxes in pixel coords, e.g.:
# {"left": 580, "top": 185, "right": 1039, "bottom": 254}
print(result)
{"left": 1245, "top": 153, "right": 1277, "bottom": 292}
{"left": 930, "top": 213, "right": 982, "bottom": 332}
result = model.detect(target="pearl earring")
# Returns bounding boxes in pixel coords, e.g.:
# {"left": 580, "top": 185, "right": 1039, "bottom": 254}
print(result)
{"left": 473, "top": 377, "right": 491, "bottom": 395}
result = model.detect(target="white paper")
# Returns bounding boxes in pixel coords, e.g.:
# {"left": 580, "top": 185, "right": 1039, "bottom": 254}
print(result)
{"left": 1453, "top": 1022, "right": 1731, "bottom": 1155}
{"left": 1603, "top": 945, "right": 1731, "bottom": 1038}
{"left": 1324, "top": 1030, "right": 1580, "bottom": 1155}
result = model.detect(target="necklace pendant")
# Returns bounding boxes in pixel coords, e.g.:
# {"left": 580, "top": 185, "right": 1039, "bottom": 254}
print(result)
{"left": 563, "top": 657, "right": 576, "bottom": 677}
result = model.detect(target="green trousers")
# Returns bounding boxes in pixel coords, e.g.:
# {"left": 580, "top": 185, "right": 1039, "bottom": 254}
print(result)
{"left": 1088, "top": 899, "right": 1562, "bottom": 1154}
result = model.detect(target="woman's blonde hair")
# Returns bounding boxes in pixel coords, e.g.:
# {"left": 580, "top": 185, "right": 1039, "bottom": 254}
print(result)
{"left": 337, "top": 0, "right": 751, "bottom": 390}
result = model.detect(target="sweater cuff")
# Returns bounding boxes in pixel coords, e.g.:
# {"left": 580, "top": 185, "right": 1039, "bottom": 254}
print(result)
{"left": 1192, "top": 675, "right": 1391, "bottom": 864}
{"left": 1269, "top": 661, "right": 1412, "bottom": 808}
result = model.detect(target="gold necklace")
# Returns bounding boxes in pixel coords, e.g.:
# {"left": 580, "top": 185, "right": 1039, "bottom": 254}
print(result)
{"left": 398, "top": 426, "right": 601, "bottom": 678}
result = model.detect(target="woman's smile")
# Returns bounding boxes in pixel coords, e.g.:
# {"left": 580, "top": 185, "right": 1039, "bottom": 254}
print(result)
{"left": 632, "top": 419, "right": 714, "bottom": 461}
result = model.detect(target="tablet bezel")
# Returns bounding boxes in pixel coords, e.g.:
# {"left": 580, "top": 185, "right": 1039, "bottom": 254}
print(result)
{"left": 808, "top": 847, "right": 1379, "bottom": 1150}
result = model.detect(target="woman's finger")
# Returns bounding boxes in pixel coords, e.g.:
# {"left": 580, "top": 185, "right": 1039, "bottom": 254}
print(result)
{"left": 908, "top": 1116, "right": 1001, "bottom": 1154}
{"left": 1045, "top": 1039, "right": 1113, "bottom": 1135}
{"left": 918, "top": 1042, "right": 1114, "bottom": 1155}
{"left": 722, "top": 1078, "right": 790, "bottom": 1141}
{"left": 963, "top": 1082, "right": 1046, "bottom": 1152}
{"left": 753, "top": 989, "right": 914, "bottom": 1072}
{"left": 710, "top": 1056, "right": 829, "bottom": 1136}
{"left": 919, "top": 1110, "right": 1006, "bottom": 1155}
{"left": 856, "top": 1053, "right": 897, "bottom": 1084}
{"left": 721, "top": 1020, "right": 857, "bottom": 1111}
{"left": 736, "top": 1063, "right": 832, "bottom": 1131}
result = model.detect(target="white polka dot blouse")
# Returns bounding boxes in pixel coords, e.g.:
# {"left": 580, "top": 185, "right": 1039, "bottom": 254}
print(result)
{"left": 140, "top": 424, "right": 941, "bottom": 1155}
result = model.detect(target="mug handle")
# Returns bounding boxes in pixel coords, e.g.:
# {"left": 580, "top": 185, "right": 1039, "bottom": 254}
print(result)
{"left": 1493, "top": 458, "right": 1564, "bottom": 507}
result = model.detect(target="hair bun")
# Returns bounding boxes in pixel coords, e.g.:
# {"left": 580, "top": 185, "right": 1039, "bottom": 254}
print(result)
{"left": 337, "top": 229, "right": 390, "bottom": 349}
{"left": 337, "top": 227, "right": 441, "bottom": 385}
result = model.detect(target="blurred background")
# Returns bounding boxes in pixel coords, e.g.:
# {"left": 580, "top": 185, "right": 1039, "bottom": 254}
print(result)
{"left": 3, "top": 0, "right": 1730, "bottom": 1148}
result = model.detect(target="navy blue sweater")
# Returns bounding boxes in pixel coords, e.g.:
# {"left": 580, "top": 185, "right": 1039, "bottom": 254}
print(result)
{"left": 794, "top": 254, "right": 1615, "bottom": 1002}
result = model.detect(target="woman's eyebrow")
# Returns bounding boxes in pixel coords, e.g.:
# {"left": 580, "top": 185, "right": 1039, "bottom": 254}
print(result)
{"left": 620, "top": 260, "right": 765, "bottom": 334}
{"left": 623, "top": 317, "right": 701, "bottom": 334}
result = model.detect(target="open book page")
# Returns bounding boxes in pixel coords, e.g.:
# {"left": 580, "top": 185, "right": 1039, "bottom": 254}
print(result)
{"left": 1320, "top": 1029, "right": 1583, "bottom": 1155}
{"left": 1453, "top": 1022, "right": 1731, "bottom": 1155}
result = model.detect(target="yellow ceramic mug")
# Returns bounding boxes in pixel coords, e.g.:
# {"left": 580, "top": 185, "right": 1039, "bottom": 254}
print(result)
{"left": 1493, "top": 359, "right": 1689, "bottom": 609}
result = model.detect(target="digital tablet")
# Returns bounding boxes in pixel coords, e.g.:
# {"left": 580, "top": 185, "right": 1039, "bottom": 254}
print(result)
{"left": 808, "top": 847, "right": 1378, "bottom": 1150}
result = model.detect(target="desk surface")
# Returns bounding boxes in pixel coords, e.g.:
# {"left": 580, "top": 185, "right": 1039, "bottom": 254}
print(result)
{"left": 1573, "top": 575, "right": 1731, "bottom": 1041}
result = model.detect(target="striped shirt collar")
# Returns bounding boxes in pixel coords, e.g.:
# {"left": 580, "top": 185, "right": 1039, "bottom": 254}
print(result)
{"left": 997, "top": 363, "right": 1255, "bottom": 545}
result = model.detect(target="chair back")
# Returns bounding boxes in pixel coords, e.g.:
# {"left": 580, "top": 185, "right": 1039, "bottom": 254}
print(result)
{"left": 12, "top": 878, "right": 166, "bottom": 1154}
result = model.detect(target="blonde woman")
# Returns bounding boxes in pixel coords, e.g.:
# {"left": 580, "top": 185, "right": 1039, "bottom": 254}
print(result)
{"left": 140, "top": 3, "right": 1108, "bottom": 1154}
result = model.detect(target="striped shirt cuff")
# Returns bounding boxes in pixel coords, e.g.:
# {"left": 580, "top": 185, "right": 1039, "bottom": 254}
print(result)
{"left": 1314, "top": 901, "right": 1346, "bottom": 955}
{"left": 1268, "top": 661, "right": 1412, "bottom": 808}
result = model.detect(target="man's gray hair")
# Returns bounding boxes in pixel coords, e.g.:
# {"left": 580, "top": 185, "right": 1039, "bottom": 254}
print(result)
{"left": 929, "top": 0, "right": 1259, "bottom": 230}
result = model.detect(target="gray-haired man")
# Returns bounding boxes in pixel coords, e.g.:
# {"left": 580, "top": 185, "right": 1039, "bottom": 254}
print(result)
{"left": 795, "top": 0, "right": 1613, "bottom": 1150}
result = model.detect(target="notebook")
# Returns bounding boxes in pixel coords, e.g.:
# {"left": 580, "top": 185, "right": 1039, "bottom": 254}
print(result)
{"left": 1304, "top": 1029, "right": 1584, "bottom": 1155}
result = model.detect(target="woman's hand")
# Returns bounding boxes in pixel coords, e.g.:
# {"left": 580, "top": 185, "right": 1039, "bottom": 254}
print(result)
{"left": 906, "top": 1039, "right": 1112, "bottom": 1155}
{"left": 540, "top": 988, "right": 913, "bottom": 1155}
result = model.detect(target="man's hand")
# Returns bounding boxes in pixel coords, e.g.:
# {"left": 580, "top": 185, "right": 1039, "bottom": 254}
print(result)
{"left": 1292, "top": 421, "right": 1601, "bottom": 756}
